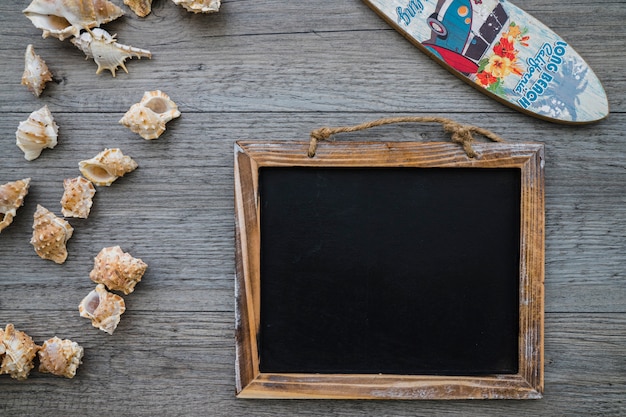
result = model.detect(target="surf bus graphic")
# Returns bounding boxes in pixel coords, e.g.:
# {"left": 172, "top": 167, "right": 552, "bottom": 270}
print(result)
{"left": 365, "top": 0, "right": 609, "bottom": 123}
{"left": 422, "top": 0, "right": 508, "bottom": 75}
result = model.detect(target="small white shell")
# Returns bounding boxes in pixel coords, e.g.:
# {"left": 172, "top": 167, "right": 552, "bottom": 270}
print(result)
{"left": 23, "top": 0, "right": 125, "bottom": 40}
{"left": 38, "top": 336, "right": 84, "bottom": 378}
{"left": 119, "top": 90, "right": 181, "bottom": 139}
{"left": 79, "top": 284, "right": 126, "bottom": 335}
{"left": 0, "top": 324, "right": 40, "bottom": 380}
{"left": 124, "top": 0, "right": 152, "bottom": 17}
{"left": 16, "top": 105, "right": 59, "bottom": 161}
{"left": 71, "top": 28, "right": 151, "bottom": 77}
{"left": 172, "top": 0, "right": 220, "bottom": 14}
{"left": 0, "top": 178, "right": 30, "bottom": 234}
{"left": 31, "top": 204, "right": 74, "bottom": 264}
{"left": 90, "top": 246, "right": 148, "bottom": 295}
{"left": 78, "top": 148, "right": 138, "bottom": 186}
{"left": 61, "top": 177, "right": 96, "bottom": 218}
{"left": 21, "top": 44, "right": 53, "bottom": 97}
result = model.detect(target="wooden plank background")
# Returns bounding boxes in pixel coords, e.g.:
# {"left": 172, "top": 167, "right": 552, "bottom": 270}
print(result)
{"left": 1, "top": 0, "right": 624, "bottom": 415}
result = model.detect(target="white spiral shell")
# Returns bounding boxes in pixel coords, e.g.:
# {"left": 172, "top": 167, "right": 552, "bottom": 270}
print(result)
{"left": 172, "top": 0, "right": 220, "bottom": 14}
{"left": 16, "top": 105, "right": 59, "bottom": 161}
{"left": 79, "top": 284, "right": 126, "bottom": 335}
{"left": 21, "top": 44, "right": 53, "bottom": 97}
{"left": 71, "top": 28, "right": 151, "bottom": 77}
{"left": 0, "top": 324, "right": 40, "bottom": 380}
{"left": 23, "top": 0, "right": 124, "bottom": 40}
{"left": 38, "top": 336, "right": 84, "bottom": 378}
{"left": 119, "top": 90, "right": 181, "bottom": 139}
{"left": 78, "top": 148, "right": 138, "bottom": 186}
{"left": 0, "top": 178, "right": 30, "bottom": 234}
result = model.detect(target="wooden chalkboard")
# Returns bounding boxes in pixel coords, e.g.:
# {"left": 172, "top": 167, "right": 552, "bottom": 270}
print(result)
{"left": 235, "top": 140, "right": 544, "bottom": 399}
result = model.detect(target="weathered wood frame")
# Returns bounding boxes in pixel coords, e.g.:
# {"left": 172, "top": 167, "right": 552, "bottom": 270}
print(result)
{"left": 235, "top": 141, "right": 544, "bottom": 400}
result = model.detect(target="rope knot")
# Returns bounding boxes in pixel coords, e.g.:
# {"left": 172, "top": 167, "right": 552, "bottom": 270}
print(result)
{"left": 442, "top": 122, "right": 478, "bottom": 158}
{"left": 310, "top": 127, "right": 333, "bottom": 141}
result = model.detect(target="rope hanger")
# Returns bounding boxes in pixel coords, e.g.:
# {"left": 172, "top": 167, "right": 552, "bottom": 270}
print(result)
{"left": 308, "top": 116, "right": 505, "bottom": 158}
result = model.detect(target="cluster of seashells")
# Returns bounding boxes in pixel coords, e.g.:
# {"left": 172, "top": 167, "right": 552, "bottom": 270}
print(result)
{"left": 0, "top": 323, "right": 84, "bottom": 380}
{"left": 16, "top": 90, "right": 180, "bottom": 164}
{"left": 78, "top": 245, "right": 148, "bottom": 334}
{"left": 1, "top": 146, "right": 139, "bottom": 262}
{"left": 21, "top": 0, "right": 221, "bottom": 84}
{"left": 5, "top": 0, "right": 208, "bottom": 382}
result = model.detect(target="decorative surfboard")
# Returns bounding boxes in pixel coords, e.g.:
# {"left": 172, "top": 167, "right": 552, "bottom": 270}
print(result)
{"left": 363, "top": 0, "right": 609, "bottom": 124}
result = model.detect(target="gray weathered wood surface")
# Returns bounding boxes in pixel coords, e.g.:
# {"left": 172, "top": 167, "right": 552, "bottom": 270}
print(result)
{"left": 1, "top": 0, "right": 624, "bottom": 415}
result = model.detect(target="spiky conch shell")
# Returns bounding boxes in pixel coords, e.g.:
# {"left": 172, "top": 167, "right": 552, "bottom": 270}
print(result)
{"left": 71, "top": 28, "right": 151, "bottom": 77}
{"left": 23, "top": 0, "right": 124, "bottom": 41}
{"left": 38, "top": 336, "right": 84, "bottom": 378}
{"left": 172, "top": 0, "right": 220, "bottom": 14}
{"left": 124, "top": 0, "right": 152, "bottom": 17}
{"left": 78, "top": 148, "right": 138, "bottom": 186}
{"left": 21, "top": 44, "right": 53, "bottom": 97}
{"left": 16, "top": 105, "right": 59, "bottom": 161}
{"left": 0, "top": 324, "right": 40, "bottom": 380}
{"left": 61, "top": 176, "right": 96, "bottom": 218}
{"left": 30, "top": 204, "right": 74, "bottom": 264}
{"left": 119, "top": 90, "right": 181, "bottom": 140}
{"left": 0, "top": 178, "right": 30, "bottom": 234}
{"left": 90, "top": 246, "right": 148, "bottom": 295}
{"left": 79, "top": 284, "right": 126, "bottom": 335}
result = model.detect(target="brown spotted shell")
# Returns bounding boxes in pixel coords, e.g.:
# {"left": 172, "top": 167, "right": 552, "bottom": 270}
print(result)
{"left": 16, "top": 105, "right": 59, "bottom": 161}
{"left": 61, "top": 176, "right": 96, "bottom": 218}
{"left": 172, "top": 0, "right": 220, "bottom": 14}
{"left": 30, "top": 204, "right": 74, "bottom": 264}
{"left": 21, "top": 44, "right": 53, "bottom": 97}
{"left": 0, "top": 178, "right": 30, "bottom": 234}
{"left": 119, "top": 90, "right": 181, "bottom": 140}
{"left": 38, "top": 336, "right": 84, "bottom": 378}
{"left": 23, "top": 0, "right": 125, "bottom": 40}
{"left": 124, "top": 0, "right": 152, "bottom": 17}
{"left": 79, "top": 284, "right": 126, "bottom": 334}
{"left": 78, "top": 148, "right": 138, "bottom": 186}
{"left": 0, "top": 324, "right": 40, "bottom": 380}
{"left": 90, "top": 246, "right": 148, "bottom": 295}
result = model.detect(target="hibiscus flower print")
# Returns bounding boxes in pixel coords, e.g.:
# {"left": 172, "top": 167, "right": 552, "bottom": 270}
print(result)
{"left": 493, "top": 37, "right": 517, "bottom": 61}
{"left": 475, "top": 22, "right": 530, "bottom": 96}
{"left": 485, "top": 55, "right": 523, "bottom": 78}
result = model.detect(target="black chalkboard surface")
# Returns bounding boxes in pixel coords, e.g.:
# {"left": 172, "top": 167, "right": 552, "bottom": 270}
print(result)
{"left": 259, "top": 167, "right": 520, "bottom": 376}
{"left": 235, "top": 141, "right": 545, "bottom": 399}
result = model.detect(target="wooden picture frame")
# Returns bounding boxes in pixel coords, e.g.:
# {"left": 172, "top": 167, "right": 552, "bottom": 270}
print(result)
{"left": 235, "top": 140, "right": 544, "bottom": 400}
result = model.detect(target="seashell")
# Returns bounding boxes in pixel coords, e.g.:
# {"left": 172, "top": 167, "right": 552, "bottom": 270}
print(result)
{"left": 21, "top": 44, "right": 53, "bottom": 97}
{"left": 90, "top": 246, "right": 148, "bottom": 295}
{"left": 61, "top": 176, "right": 96, "bottom": 218}
{"left": 0, "top": 324, "right": 40, "bottom": 380}
{"left": 31, "top": 204, "right": 74, "bottom": 264}
{"left": 124, "top": 0, "right": 152, "bottom": 17}
{"left": 71, "top": 28, "right": 151, "bottom": 77}
{"left": 119, "top": 90, "right": 181, "bottom": 139}
{"left": 172, "top": 0, "right": 220, "bottom": 14}
{"left": 38, "top": 336, "right": 84, "bottom": 378}
{"left": 0, "top": 178, "right": 30, "bottom": 234}
{"left": 23, "top": 0, "right": 124, "bottom": 41}
{"left": 16, "top": 105, "right": 59, "bottom": 161}
{"left": 79, "top": 284, "right": 126, "bottom": 334}
{"left": 78, "top": 148, "right": 138, "bottom": 186}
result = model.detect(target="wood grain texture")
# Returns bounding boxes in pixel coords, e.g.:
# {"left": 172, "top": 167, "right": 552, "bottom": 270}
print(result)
{"left": 0, "top": 0, "right": 624, "bottom": 414}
